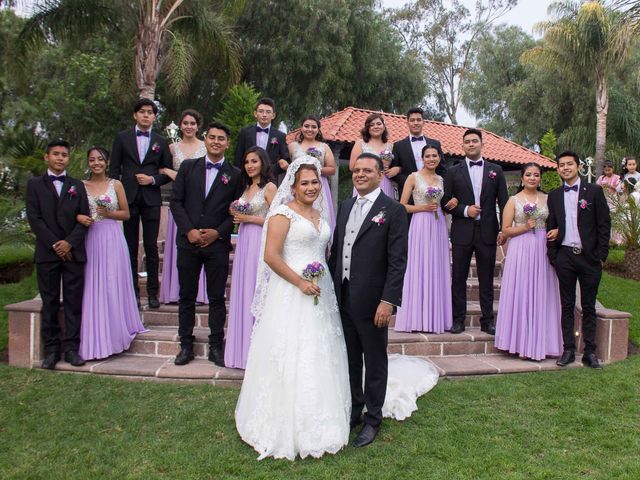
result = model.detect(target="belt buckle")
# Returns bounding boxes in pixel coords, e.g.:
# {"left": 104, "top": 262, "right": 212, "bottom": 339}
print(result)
{"left": 571, "top": 246, "right": 582, "bottom": 255}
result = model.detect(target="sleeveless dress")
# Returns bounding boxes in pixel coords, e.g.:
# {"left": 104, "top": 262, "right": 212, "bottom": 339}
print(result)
{"left": 356, "top": 141, "right": 396, "bottom": 200}
{"left": 160, "top": 142, "right": 208, "bottom": 304}
{"left": 394, "top": 173, "right": 452, "bottom": 333}
{"left": 290, "top": 142, "right": 336, "bottom": 233}
{"left": 224, "top": 187, "right": 270, "bottom": 369}
{"left": 495, "top": 195, "right": 563, "bottom": 360}
{"left": 235, "top": 205, "right": 440, "bottom": 461}
{"left": 79, "top": 180, "right": 147, "bottom": 360}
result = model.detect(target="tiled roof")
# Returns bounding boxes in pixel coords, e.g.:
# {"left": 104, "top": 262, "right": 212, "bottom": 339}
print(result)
{"left": 286, "top": 107, "right": 556, "bottom": 168}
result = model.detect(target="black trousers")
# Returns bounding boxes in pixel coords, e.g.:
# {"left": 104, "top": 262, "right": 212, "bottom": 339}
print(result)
{"left": 451, "top": 222, "right": 496, "bottom": 326}
{"left": 123, "top": 190, "right": 160, "bottom": 297}
{"left": 177, "top": 246, "right": 229, "bottom": 348}
{"left": 36, "top": 260, "right": 84, "bottom": 354}
{"left": 340, "top": 279, "right": 388, "bottom": 428}
{"left": 553, "top": 247, "right": 602, "bottom": 354}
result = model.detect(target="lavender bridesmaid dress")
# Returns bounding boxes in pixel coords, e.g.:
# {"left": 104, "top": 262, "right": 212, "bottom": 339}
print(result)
{"left": 224, "top": 187, "right": 270, "bottom": 368}
{"left": 394, "top": 173, "right": 452, "bottom": 333}
{"left": 160, "top": 142, "right": 208, "bottom": 304}
{"left": 495, "top": 196, "right": 563, "bottom": 360}
{"left": 79, "top": 180, "right": 147, "bottom": 360}
{"left": 362, "top": 140, "right": 396, "bottom": 199}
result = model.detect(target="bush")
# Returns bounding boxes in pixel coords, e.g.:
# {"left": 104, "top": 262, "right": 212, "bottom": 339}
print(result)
{"left": 215, "top": 82, "right": 261, "bottom": 163}
{"left": 541, "top": 170, "right": 562, "bottom": 193}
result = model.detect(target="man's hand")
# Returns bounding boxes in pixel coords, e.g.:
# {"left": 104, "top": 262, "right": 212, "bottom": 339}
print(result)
{"left": 374, "top": 302, "right": 393, "bottom": 328}
{"left": 467, "top": 205, "right": 481, "bottom": 218}
{"left": 385, "top": 166, "right": 401, "bottom": 178}
{"left": 444, "top": 197, "right": 458, "bottom": 211}
{"left": 135, "top": 173, "right": 154, "bottom": 185}
{"left": 278, "top": 159, "right": 289, "bottom": 171}
{"left": 546, "top": 228, "right": 559, "bottom": 242}
{"left": 53, "top": 240, "right": 72, "bottom": 258}
{"left": 187, "top": 229, "right": 203, "bottom": 246}
{"left": 199, "top": 228, "right": 219, "bottom": 247}
{"left": 76, "top": 214, "right": 94, "bottom": 227}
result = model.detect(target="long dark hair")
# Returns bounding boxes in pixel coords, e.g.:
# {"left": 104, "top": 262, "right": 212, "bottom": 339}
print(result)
{"left": 240, "top": 146, "right": 272, "bottom": 190}
{"left": 296, "top": 115, "right": 324, "bottom": 142}
{"left": 516, "top": 162, "right": 542, "bottom": 192}
{"left": 86, "top": 146, "right": 110, "bottom": 179}
{"left": 361, "top": 113, "right": 388, "bottom": 143}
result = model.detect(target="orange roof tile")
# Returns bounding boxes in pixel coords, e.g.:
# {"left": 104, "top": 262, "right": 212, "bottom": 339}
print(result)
{"left": 286, "top": 107, "right": 556, "bottom": 169}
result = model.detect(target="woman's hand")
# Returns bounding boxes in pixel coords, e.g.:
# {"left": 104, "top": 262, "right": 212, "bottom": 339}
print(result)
{"left": 77, "top": 214, "right": 94, "bottom": 227}
{"left": 526, "top": 218, "right": 536, "bottom": 230}
{"left": 422, "top": 202, "right": 438, "bottom": 212}
{"left": 96, "top": 206, "right": 110, "bottom": 218}
{"left": 233, "top": 213, "right": 251, "bottom": 224}
{"left": 297, "top": 278, "right": 321, "bottom": 297}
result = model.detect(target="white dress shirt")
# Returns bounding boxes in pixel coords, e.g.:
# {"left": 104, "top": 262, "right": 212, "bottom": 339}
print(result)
{"left": 463, "top": 157, "right": 484, "bottom": 219}
{"left": 410, "top": 136, "right": 426, "bottom": 171}
{"left": 561, "top": 178, "right": 582, "bottom": 248}
{"left": 342, "top": 187, "right": 381, "bottom": 280}
{"left": 256, "top": 124, "right": 271, "bottom": 150}
{"left": 47, "top": 169, "right": 66, "bottom": 196}
{"left": 205, "top": 156, "right": 224, "bottom": 196}
{"left": 135, "top": 126, "right": 151, "bottom": 163}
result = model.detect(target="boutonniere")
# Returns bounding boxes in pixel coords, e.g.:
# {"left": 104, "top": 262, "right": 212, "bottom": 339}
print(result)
{"left": 68, "top": 185, "right": 77, "bottom": 198}
{"left": 488, "top": 170, "right": 497, "bottom": 179}
{"left": 579, "top": 199, "right": 590, "bottom": 210}
{"left": 151, "top": 142, "right": 160, "bottom": 153}
{"left": 270, "top": 137, "right": 279, "bottom": 146}
{"left": 221, "top": 173, "right": 230, "bottom": 185}
{"left": 371, "top": 209, "right": 386, "bottom": 226}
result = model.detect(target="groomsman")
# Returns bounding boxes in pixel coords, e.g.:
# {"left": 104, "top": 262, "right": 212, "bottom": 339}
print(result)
{"left": 170, "top": 122, "right": 242, "bottom": 366}
{"left": 443, "top": 129, "right": 508, "bottom": 335}
{"left": 234, "top": 97, "right": 290, "bottom": 182}
{"left": 109, "top": 98, "right": 173, "bottom": 308}
{"left": 388, "top": 107, "right": 441, "bottom": 196}
{"left": 546, "top": 151, "right": 610, "bottom": 368}
{"left": 26, "top": 140, "right": 90, "bottom": 369}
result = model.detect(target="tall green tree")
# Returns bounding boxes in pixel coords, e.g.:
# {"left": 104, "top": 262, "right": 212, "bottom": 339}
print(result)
{"left": 522, "top": 0, "right": 638, "bottom": 175}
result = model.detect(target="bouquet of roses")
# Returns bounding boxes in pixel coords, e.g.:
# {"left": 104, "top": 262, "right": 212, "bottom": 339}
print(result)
{"left": 94, "top": 194, "right": 111, "bottom": 219}
{"left": 380, "top": 149, "right": 394, "bottom": 170}
{"left": 230, "top": 199, "right": 251, "bottom": 234}
{"left": 302, "top": 261, "right": 326, "bottom": 305}
{"left": 425, "top": 186, "right": 442, "bottom": 220}
{"left": 306, "top": 147, "right": 323, "bottom": 160}
{"left": 522, "top": 202, "right": 538, "bottom": 233}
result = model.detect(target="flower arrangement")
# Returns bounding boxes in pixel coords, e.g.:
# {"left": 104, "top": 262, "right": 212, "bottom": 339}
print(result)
{"left": 302, "top": 261, "right": 326, "bottom": 305}
{"left": 230, "top": 199, "right": 251, "bottom": 233}
{"left": 371, "top": 209, "right": 386, "bottom": 226}
{"left": 95, "top": 194, "right": 111, "bottom": 208}
{"left": 221, "top": 173, "right": 230, "bottom": 185}
{"left": 488, "top": 170, "right": 497, "bottom": 180}
{"left": 306, "top": 147, "right": 323, "bottom": 160}
{"left": 425, "top": 186, "right": 443, "bottom": 220}
{"left": 380, "top": 149, "right": 394, "bottom": 170}
{"left": 522, "top": 202, "right": 538, "bottom": 233}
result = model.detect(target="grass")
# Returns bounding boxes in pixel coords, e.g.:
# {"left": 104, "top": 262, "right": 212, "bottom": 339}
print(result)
{"left": 0, "top": 269, "right": 37, "bottom": 353}
{"left": 598, "top": 272, "right": 639, "bottom": 346}
{"left": 0, "top": 243, "right": 33, "bottom": 268}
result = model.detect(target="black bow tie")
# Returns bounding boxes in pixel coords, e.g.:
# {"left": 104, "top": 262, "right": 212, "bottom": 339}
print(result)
{"left": 49, "top": 174, "right": 66, "bottom": 183}
{"left": 206, "top": 161, "right": 223, "bottom": 170}
{"left": 564, "top": 184, "right": 578, "bottom": 192}
{"left": 256, "top": 126, "right": 269, "bottom": 134}
{"left": 469, "top": 160, "right": 483, "bottom": 167}
{"left": 136, "top": 130, "right": 150, "bottom": 137}
{"left": 411, "top": 136, "right": 424, "bottom": 142}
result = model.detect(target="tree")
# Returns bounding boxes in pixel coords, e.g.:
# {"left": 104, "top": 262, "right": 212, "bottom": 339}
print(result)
{"left": 389, "top": 0, "right": 516, "bottom": 124}
{"left": 215, "top": 82, "right": 261, "bottom": 162}
{"left": 18, "top": 0, "right": 244, "bottom": 100}
{"left": 522, "top": 1, "right": 639, "bottom": 175}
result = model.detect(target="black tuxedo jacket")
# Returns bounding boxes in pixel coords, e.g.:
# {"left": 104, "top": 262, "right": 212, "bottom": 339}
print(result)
{"left": 234, "top": 125, "right": 290, "bottom": 176}
{"left": 329, "top": 192, "right": 408, "bottom": 319}
{"left": 443, "top": 160, "right": 509, "bottom": 246}
{"left": 546, "top": 182, "right": 610, "bottom": 264}
{"left": 26, "top": 174, "right": 90, "bottom": 263}
{"left": 169, "top": 157, "right": 242, "bottom": 253}
{"left": 109, "top": 128, "right": 172, "bottom": 206}
{"left": 390, "top": 135, "right": 442, "bottom": 192}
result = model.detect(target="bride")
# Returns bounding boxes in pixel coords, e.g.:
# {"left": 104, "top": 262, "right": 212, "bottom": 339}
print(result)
{"left": 235, "top": 157, "right": 439, "bottom": 461}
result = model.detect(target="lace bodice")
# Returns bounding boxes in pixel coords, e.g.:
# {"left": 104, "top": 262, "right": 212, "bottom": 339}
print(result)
{"left": 361, "top": 140, "right": 392, "bottom": 156}
{"left": 240, "top": 187, "right": 270, "bottom": 218}
{"left": 513, "top": 194, "right": 549, "bottom": 230}
{"left": 172, "top": 141, "right": 207, "bottom": 170}
{"left": 291, "top": 142, "right": 327, "bottom": 167}
{"left": 411, "top": 173, "right": 444, "bottom": 205}
{"left": 86, "top": 179, "right": 118, "bottom": 220}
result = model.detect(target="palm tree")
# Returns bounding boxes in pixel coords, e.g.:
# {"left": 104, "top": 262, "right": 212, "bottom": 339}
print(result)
{"left": 18, "top": 0, "right": 244, "bottom": 100}
{"left": 522, "top": 1, "right": 638, "bottom": 176}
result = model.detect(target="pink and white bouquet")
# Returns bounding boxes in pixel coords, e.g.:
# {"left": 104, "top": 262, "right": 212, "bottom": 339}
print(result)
{"left": 230, "top": 199, "right": 251, "bottom": 233}
{"left": 95, "top": 194, "right": 111, "bottom": 208}
{"left": 522, "top": 202, "right": 538, "bottom": 233}
{"left": 380, "top": 149, "right": 394, "bottom": 170}
{"left": 302, "top": 261, "right": 326, "bottom": 305}
{"left": 425, "top": 186, "right": 443, "bottom": 220}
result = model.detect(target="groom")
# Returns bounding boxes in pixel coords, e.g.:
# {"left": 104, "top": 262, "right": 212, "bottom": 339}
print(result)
{"left": 329, "top": 152, "right": 408, "bottom": 448}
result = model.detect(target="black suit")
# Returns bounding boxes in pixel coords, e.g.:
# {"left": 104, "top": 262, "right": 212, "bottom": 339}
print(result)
{"left": 546, "top": 181, "right": 610, "bottom": 354}
{"left": 443, "top": 159, "right": 508, "bottom": 328}
{"left": 26, "top": 174, "right": 90, "bottom": 354}
{"left": 234, "top": 125, "right": 290, "bottom": 179}
{"left": 329, "top": 192, "right": 408, "bottom": 428}
{"left": 169, "top": 157, "right": 242, "bottom": 348}
{"left": 109, "top": 128, "right": 172, "bottom": 297}
{"left": 391, "top": 136, "right": 442, "bottom": 196}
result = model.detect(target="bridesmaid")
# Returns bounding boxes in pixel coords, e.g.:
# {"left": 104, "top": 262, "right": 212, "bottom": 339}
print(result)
{"left": 77, "top": 147, "right": 146, "bottom": 360}
{"left": 288, "top": 115, "right": 337, "bottom": 231}
{"left": 224, "top": 147, "right": 277, "bottom": 368}
{"left": 495, "top": 162, "right": 563, "bottom": 361}
{"left": 395, "top": 144, "right": 454, "bottom": 334}
{"left": 349, "top": 113, "right": 396, "bottom": 199}
{"left": 159, "top": 109, "right": 208, "bottom": 304}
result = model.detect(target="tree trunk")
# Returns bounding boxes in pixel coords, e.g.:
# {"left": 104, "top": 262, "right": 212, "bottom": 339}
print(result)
{"left": 594, "top": 72, "right": 608, "bottom": 179}
{"left": 623, "top": 247, "right": 640, "bottom": 281}
{"left": 135, "top": 7, "right": 164, "bottom": 100}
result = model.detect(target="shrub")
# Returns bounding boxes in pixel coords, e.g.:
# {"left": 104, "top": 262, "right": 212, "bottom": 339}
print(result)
{"left": 541, "top": 171, "right": 562, "bottom": 193}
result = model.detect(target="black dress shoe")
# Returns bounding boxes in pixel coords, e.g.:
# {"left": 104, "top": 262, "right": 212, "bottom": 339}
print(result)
{"left": 450, "top": 323, "right": 465, "bottom": 334}
{"left": 480, "top": 323, "right": 496, "bottom": 335}
{"left": 175, "top": 346, "right": 194, "bottom": 365}
{"left": 64, "top": 350, "right": 86, "bottom": 367}
{"left": 41, "top": 353, "right": 60, "bottom": 370}
{"left": 582, "top": 352, "right": 603, "bottom": 369}
{"left": 208, "top": 346, "right": 225, "bottom": 367}
{"left": 350, "top": 416, "right": 363, "bottom": 430}
{"left": 352, "top": 424, "right": 379, "bottom": 448}
{"left": 148, "top": 294, "right": 160, "bottom": 309}
{"left": 556, "top": 350, "right": 575, "bottom": 367}
{"left": 136, "top": 296, "right": 141, "bottom": 309}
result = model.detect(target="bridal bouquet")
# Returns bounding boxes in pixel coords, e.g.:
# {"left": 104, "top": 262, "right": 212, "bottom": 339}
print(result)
{"left": 230, "top": 199, "right": 251, "bottom": 233}
{"left": 380, "top": 149, "right": 394, "bottom": 170}
{"left": 522, "top": 202, "right": 538, "bottom": 233}
{"left": 425, "top": 186, "right": 442, "bottom": 220}
{"left": 302, "top": 261, "right": 325, "bottom": 305}
{"left": 306, "top": 147, "right": 323, "bottom": 160}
